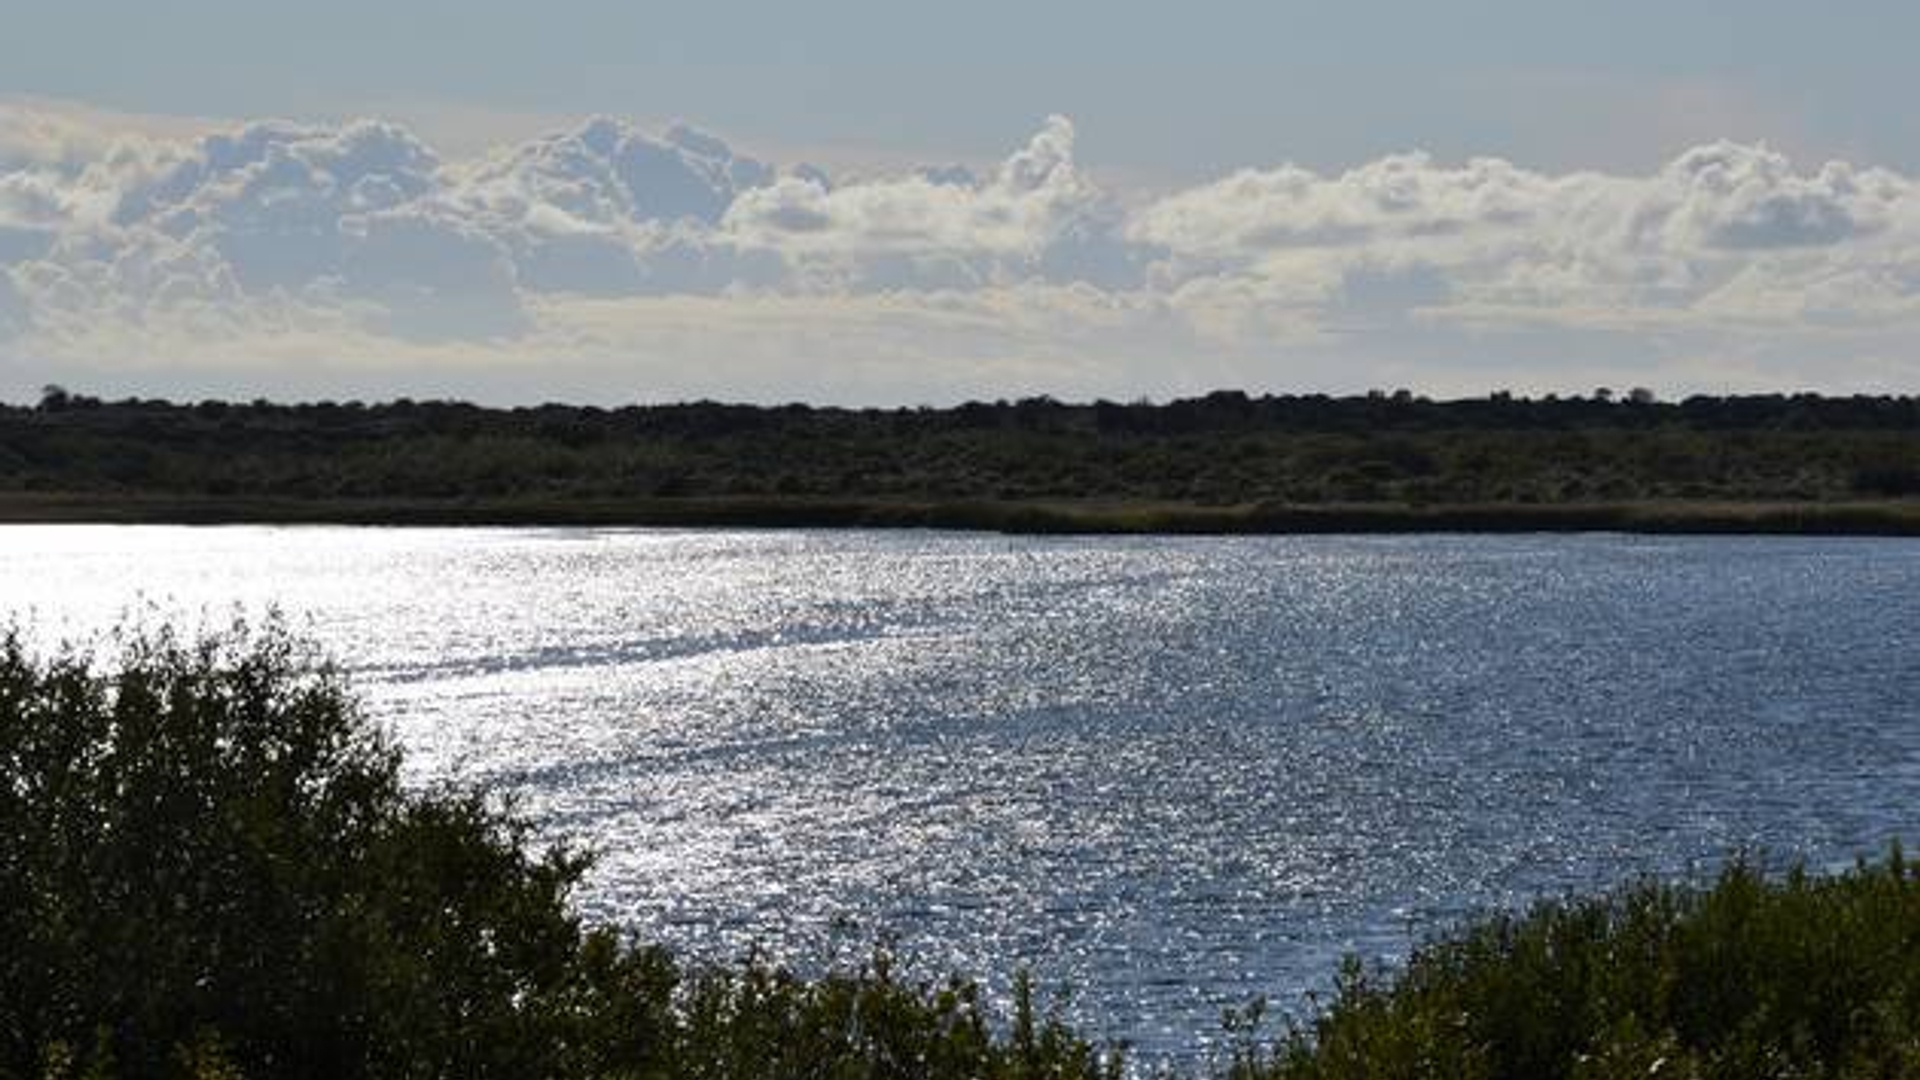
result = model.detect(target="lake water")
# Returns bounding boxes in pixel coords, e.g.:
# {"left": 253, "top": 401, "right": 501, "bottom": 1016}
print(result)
{"left": 4, "top": 526, "right": 1919, "bottom": 1063}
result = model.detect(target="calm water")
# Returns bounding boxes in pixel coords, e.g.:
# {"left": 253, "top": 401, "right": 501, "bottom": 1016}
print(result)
{"left": 5, "top": 526, "right": 1919, "bottom": 1062}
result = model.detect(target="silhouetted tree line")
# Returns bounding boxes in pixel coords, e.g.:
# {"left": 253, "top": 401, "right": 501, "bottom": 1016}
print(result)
{"left": 7, "top": 387, "right": 1920, "bottom": 506}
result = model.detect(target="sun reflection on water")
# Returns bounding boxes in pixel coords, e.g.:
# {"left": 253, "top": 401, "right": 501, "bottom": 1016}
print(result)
{"left": 4, "top": 525, "right": 1919, "bottom": 1064}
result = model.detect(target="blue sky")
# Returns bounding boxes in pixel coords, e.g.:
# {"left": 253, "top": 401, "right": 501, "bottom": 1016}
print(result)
{"left": 10, "top": 0, "right": 1919, "bottom": 173}
{"left": 3, "top": 1, "right": 1919, "bottom": 403}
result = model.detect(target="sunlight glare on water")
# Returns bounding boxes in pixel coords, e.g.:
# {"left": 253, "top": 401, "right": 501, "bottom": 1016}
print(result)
{"left": 5, "top": 525, "right": 1920, "bottom": 1064}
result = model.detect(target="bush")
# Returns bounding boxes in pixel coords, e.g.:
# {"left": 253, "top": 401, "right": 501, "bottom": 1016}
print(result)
{"left": 1246, "top": 852, "right": 1920, "bottom": 1080}
{"left": 0, "top": 620, "right": 595, "bottom": 1078}
{"left": 0, "top": 621, "right": 1118, "bottom": 1080}
{"left": 1853, "top": 462, "right": 1920, "bottom": 497}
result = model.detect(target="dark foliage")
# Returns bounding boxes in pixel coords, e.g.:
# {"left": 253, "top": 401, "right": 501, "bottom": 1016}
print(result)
{"left": 1243, "top": 852, "right": 1920, "bottom": 1080}
{"left": 0, "top": 622, "right": 592, "bottom": 1078}
{"left": 0, "top": 622, "right": 1116, "bottom": 1080}
{"left": 5, "top": 391, "right": 1920, "bottom": 510}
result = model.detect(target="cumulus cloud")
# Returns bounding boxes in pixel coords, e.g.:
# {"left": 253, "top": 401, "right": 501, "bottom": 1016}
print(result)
{"left": 719, "top": 116, "right": 1140, "bottom": 291}
{"left": 1132, "top": 140, "right": 1920, "bottom": 341}
{"left": 0, "top": 97, "right": 224, "bottom": 175}
{"left": 5, "top": 100, "right": 1920, "bottom": 401}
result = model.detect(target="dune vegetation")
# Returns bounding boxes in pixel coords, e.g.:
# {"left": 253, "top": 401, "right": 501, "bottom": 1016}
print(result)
{"left": 1236, "top": 853, "right": 1920, "bottom": 1079}
{"left": 2, "top": 621, "right": 1916, "bottom": 1078}
{"left": 6, "top": 389, "right": 1920, "bottom": 533}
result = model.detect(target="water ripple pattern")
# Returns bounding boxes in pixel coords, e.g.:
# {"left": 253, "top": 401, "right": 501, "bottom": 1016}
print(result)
{"left": 5, "top": 526, "right": 1919, "bottom": 1063}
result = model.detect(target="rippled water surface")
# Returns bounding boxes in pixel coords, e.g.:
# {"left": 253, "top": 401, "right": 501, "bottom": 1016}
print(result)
{"left": 5, "top": 526, "right": 1920, "bottom": 1062}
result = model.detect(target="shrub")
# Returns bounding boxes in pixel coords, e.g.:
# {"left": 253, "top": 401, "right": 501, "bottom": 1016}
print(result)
{"left": 0, "top": 621, "right": 1118, "bottom": 1080}
{"left": 0, "top": 620, "right": 594, "bottom": 1078}
{"left": 1248, "top": 852, "right": 1920, "bottom": 1080}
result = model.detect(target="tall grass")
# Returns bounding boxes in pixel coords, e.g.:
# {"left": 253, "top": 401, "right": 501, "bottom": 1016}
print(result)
{"left": 1240, "top": 852, "right": 1920, "bottom": 1079}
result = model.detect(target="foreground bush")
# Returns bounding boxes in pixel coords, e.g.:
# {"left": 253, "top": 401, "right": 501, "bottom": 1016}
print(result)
{"left": 1240, "top": 851, "right": 1920, "bottom": 1080}
{"left": 0, "top": 622, "right": 1114, "bottom": 1080}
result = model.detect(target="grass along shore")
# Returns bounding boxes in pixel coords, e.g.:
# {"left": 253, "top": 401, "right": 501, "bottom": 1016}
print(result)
{"left": 6, "top": 491, "right": 1920, "bottom": 535}
{"left": 4, "top": 620, "right": 1918, "bottom": 1078}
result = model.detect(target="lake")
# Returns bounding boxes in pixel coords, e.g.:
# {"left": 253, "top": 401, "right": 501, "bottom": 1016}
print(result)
{"left": 4, "top": 525, "right": 1918, "bottom": 1063}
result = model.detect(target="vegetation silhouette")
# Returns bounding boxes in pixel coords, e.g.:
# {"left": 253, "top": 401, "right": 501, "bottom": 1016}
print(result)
{"left": 1237, "top": 852, "right": 1920, "bottom": 1079}
{"left": 3, "top": 620, "right": 1917, "bottom": 1077}
{"left": 5, "top": 389, "right": 1920, "bottom": 531}
{"left": 0, "top": 620, "right": 1115, "bottom": 1080}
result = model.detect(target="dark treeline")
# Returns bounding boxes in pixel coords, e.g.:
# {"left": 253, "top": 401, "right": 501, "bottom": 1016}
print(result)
{"left": 8, "top": 386, "right": 1920, "bottom": 509}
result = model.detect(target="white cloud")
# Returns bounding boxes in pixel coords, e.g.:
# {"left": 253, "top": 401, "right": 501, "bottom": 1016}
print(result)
{"left": 719, "top": 116, "right": 1138, "bottom": 292}
{"left": 0, "top": 97, "right": 225, "bottom": 176}
{"left": 5, "top": 100, "right": 1920, "bottom": 402}
{"left": 1130, "top": 140, "right": 1920, "bottom": 342}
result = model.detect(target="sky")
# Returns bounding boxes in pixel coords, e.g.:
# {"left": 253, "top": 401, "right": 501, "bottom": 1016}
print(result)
{"left": 4, "top": 0, "right": 1920, "bottom": 404}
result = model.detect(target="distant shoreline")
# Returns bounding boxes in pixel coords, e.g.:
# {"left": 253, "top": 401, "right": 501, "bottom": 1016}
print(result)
{"left": 6, "top": 492, "right": 1920, "bottom": 535}
{"left": 10, "top": 393, "right": 1920, "bottom": 536}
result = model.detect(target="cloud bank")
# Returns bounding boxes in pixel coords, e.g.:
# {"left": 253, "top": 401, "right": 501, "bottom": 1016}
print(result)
{"left": 5, "top": 100, "right": 1920, "bottom": 402}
